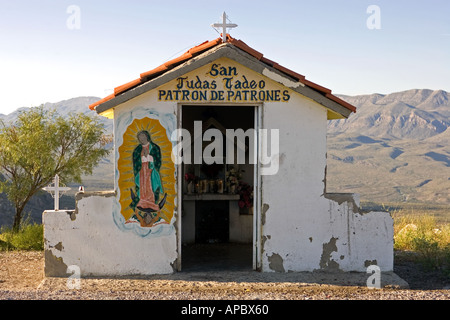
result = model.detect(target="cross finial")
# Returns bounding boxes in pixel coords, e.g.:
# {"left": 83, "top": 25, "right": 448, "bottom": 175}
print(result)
{"left": 211, "top": 12, "right": 237, "bottom": 43}
{"left": 42, "top": 174, "right": 71, "bottom": 211}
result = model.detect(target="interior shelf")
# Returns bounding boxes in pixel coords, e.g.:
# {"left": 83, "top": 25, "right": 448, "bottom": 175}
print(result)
{"left": 183, "top": 194, "right": 240, "bottom": 201}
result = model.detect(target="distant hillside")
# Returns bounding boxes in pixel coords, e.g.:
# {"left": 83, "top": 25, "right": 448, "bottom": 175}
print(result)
{"left": 0, "top": 96, "right": 112, "bottom": 133}
{"left": 0, "top": 90, "right": 449, "bottom": 227}
{"left": 326, "top": 89, "right": 450, "bottom": 208}
{"left": 329, "top": 89, "right": 450, "bottom": 140}
{"left": 43, "top": 97, "right": 113, "bottom": 133}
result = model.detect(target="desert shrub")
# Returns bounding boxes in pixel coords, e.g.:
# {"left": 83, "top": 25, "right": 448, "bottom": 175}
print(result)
{"left": 0, "top": 223, "right": 43, "bottom": 251}
{"left": 393, "top": 212, "right": 449, "bottom": 273}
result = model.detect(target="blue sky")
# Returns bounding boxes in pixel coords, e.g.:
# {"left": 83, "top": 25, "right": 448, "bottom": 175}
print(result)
{"left": 0, "top": 0, "right": 449, "bottom": 115}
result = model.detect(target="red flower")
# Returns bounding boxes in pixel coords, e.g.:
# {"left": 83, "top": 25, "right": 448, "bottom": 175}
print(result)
{"left": 237, "top": 181, "right": 253, "bottom": 208}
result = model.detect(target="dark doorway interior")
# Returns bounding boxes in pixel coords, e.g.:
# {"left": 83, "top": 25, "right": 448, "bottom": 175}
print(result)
{"left": 195, "top": 201, "right": 229, "bottom": 243}
{"left": 181, "top": 105, "right": 255, "bottom": 272}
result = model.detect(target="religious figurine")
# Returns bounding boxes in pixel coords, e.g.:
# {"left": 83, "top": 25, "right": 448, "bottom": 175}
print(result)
{"left": 201, "top": 179, "right": 209, "bottom": 193}
{"left": 209, "top": 180, "right": 216, "bottom": 193}
{"left": 217, "top": 179, "right": 223, "bottom": 193}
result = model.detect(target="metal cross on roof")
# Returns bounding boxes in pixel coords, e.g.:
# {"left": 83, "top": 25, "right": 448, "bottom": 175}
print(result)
{"left": 42, "top": 174, "right": 71, "bottom": 211}
{"left": 211, "top": 12, "right": 237, "bottom": 43}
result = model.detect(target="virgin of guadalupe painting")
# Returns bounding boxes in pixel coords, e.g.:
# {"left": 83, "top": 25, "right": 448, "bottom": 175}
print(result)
{"left": 117, "top": 117, "right": 176, "bottom": 230}
{"left": 129, "top": 130, "right": 168, "bottom": 227}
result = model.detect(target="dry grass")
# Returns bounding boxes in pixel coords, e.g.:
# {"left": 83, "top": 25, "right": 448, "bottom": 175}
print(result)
{"left": 391, "top": 207, "right": 450, "bottom": 275}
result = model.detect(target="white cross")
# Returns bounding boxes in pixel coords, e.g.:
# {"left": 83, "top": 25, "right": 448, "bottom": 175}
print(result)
{"left": 42, "top": 174, "right": 71, "bottom": 211}
{"left": 211, "top": 12, "right": 237, "bottom": 43}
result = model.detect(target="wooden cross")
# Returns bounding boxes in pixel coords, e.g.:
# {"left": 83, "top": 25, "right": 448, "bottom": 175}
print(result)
{"left": 211, "top": 12, "right": 237, "bottom": 43}
{"left": 42, "top": 174, "right": 71, "bottom": 211}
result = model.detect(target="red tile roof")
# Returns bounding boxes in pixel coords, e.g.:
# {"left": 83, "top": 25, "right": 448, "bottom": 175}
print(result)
{"left": 89, "top": 35, "right": 356, "bottom": 114}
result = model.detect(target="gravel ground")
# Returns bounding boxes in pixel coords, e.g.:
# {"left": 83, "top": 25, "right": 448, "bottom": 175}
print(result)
{"left": 0, "top": 251, "right": 449, "bottom": 300}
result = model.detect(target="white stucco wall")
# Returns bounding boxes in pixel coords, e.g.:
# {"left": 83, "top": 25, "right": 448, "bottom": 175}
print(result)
{"left": 44, "top": 192, "right": 177, "bottom": 276}
{"left": 259, "top": 93, "right": 393, "bottom": 272}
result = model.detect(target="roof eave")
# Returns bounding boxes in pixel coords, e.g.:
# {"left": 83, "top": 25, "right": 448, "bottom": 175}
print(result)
{"left": 95, "top": 43, "right": 354, "bottom": 119}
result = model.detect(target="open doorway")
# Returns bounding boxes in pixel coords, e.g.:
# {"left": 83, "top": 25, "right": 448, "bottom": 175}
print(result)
{"left": 180, "top": 105, "right": 256, "bottom": 271}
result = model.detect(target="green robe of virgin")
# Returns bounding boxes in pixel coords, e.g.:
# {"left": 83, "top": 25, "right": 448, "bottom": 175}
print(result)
{"left": 130, "top": 141, "right": 163, "bottom": 212}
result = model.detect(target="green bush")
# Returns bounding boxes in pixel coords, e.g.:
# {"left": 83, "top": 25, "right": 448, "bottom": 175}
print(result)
{"left": 412, "top": 232, "right": 449, "bottom": 271}
{"left": 394, "top": 213, "right": 450, "bottom": 274}
{"left": 0, "top": 223, "right": 43, "bottom": 251}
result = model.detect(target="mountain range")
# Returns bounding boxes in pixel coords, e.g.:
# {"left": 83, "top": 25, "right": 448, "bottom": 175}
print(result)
{"left": 326, "top": 89, "right": 449, "bottom": 207}
{"left": 0, "top": 89, "right": 449, "bottom": 227}
{"left": 329, "top": 89, "right": 450, "bottom": 139}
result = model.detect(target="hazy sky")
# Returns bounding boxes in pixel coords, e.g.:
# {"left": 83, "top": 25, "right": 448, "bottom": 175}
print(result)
{"left": 0, "top": 0, "right": 449, "bottom": 115}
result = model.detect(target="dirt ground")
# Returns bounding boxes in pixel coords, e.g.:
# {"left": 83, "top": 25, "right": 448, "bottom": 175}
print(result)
{"left": 0, "top": 250, "right": 449, "bottom": 300}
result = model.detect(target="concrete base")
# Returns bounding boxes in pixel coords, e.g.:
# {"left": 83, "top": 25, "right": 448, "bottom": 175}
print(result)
{"left": 162, "top": 270, "right": 410, "bottom": 289}
{"left": 178, "top": 243, "right": 408, "bottom": 288}
{"left": 41, "top": 269, "right": 409, "bottom": 290}
{"left": 41, "top": 241, "right": 409, "bottom": 289}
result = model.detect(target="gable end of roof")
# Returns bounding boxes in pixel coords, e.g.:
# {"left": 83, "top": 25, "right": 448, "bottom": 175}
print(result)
{"left": 90, "top": 35, "right": 356, "bottom": 118}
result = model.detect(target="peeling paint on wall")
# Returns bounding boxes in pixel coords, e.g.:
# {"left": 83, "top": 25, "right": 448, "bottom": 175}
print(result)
{"left": 325, "top": 193, "right": 360, "bottom": 213}
{"left": 54, "top": 242, "right": 64, "bottom": 251}
{"left": 75, "top": 191, "right": 116, "bottom": 201}
{"left": 69, "top": 211, "right": 77, "bottom": 221}
{"left": 44, "top": 249, "right": 69, "bottom": 277}
{"left": 261, "top": 203, "right": 269, "bottom": 226}
{"left": 262, "top": 68, "right": 305, "bottom": 89}
{"left": 319, "top": 237, "right": 341, "bottom": 271}
{"left": 261, "top": 234, "right": 271, "bottom": 255}
{"left": 268, "top": 253, "right": 285, "bottom": 272}
{"left": 170, "top": 259, "right": 178, "bottom": 273}
{"left": 365, "top": 259, "right": 378, "bottom": 267}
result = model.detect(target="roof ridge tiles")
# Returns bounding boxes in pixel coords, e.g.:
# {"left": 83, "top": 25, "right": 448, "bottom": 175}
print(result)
{"left": 114, "top": 78, "right": 143, "bottom": 96}
{"left": 89, "top": 36, "right": 356, "bottom": 115}
{"left": 227, "top": 36, "right": 263, "bottom": 60}
{"left": 138, "top": 38, "right": 223, "bottom": 82}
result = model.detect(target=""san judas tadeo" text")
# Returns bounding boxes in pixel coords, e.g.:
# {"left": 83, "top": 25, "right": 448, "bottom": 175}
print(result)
{"left": 158, "top": 63, "right": 290, "bottom": 103}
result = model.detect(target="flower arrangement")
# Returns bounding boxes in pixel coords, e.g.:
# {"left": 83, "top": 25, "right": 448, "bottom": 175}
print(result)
{"left": 237, "top": 181, "right": 253, "bottom": 209}
{"left": 185, "top": 173, "right": 197, "bottom": 194}
{"left": 184, "top": 173, "right": 197, "bottom": 183}
{"left": 225, "top": 167, "right": 242, "bottom": 187}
